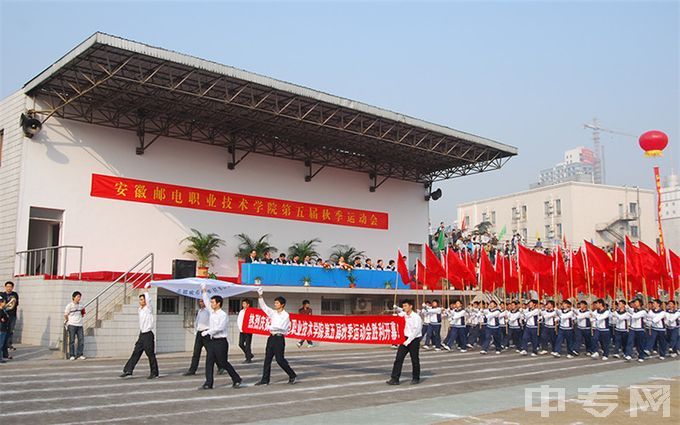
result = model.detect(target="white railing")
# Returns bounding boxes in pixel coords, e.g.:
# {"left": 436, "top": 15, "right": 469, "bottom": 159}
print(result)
{"left": 82, "top": 253, "right": 154, "bottom": 333}
{"left": 15, "top": 245, "right": 83, "bottom": 279}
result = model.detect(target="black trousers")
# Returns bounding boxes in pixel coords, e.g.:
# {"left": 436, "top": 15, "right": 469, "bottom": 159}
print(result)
{"left": 261, "top": 335, "right": 296, "bottom": 383}
{"left": 188, "top": 331, "right": 209, "bottom": 373}
{"left": 123, "top": 331, "right": 159, "bottom": 376}
{"left": 205, "top": 338, "right": 241, "bottom": 387}
{"left": 239, "top": 332, "right": 254, "bottom": 360}
{"left": 390, "top": 337, "right": 421, "bottom": 381}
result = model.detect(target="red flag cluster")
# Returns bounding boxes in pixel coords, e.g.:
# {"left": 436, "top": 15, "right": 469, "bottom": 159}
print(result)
{"left": 397, "top": 238, "right": 680, "bottom": 300}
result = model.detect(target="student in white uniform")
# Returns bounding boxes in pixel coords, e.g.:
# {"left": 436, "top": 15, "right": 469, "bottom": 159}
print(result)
{"left": 64, "top": 291, "right": 86, "bottom": 360}
{"left": 388, "top": 299, "right": 422, "bottom": 385}
{"left": 120, "top": 286, "right": 159, "bottom": 379}
{"left": 255, "top": 287, "right": 297, "bottom": 385}
{"left": 184, "top": 297, "right": 210, "bottom": 375}
{"left": 237, "top": 299, "right": 254, "bottom": 363}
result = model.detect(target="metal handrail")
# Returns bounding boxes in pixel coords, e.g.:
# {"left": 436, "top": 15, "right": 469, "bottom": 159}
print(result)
{"left": 15, "top": 245, "right": 83, "bottom": 279}
{"left": 82, "top": 253, "right": 154, "bottom": 332}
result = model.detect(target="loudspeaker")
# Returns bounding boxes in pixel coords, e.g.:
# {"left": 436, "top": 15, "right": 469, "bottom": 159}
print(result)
{"left": 172, "top": 259, "right": 197, "bottom": 279}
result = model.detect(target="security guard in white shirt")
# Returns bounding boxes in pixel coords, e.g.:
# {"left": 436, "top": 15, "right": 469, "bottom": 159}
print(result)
{"left": 121, "top": 286, "right": 159, "bottom": 379}
{"left": 388, "top": 299, "right": 422, "bottom": 385}
{"left": 184, "top": 298, "right": 210, "bottom": 375}
{"left": 199, "top": 285, "right": 242, "bottom": 389}
{"left": 255, "top": 287, "right": 297, "bottom": 385}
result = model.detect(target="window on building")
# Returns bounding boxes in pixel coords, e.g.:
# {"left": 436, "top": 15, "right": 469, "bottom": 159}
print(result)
{"left": 556, "top": 223, "right": 562, "bottom": 239}
{"left": 629, "top": 202, "right": 637, "bottom": 216}
{"left": 555, "top": 199, "right": 561, "bottom": 215}
{"left": 521, "top": 205, "right": 527, "bottom": 220}
{"left": 157, "top": 295, "right": 179, "bottom": 315}
{"left": 544, "top": 201, "right": 551, "bottom": 217}
{"left": 521, "top": 228, "right": 528, "bottom": 241}
{"left": 618, "top": 203, "right": 624, "bottom": 217}
{"left": 545, "top": 225, "right": 551, "bottom": 239}
{"left": 630, "top": 225, "right": 639, "bottom": 238}
{"left": 482, "top": 212, "right": 488, "bottom": 223}
{"left": 491, "top": 211, "right": 496, "bottom": 224}
{"left": 322, "top": 298, "right": 344, "bottom": 314}
{"left": 511, "top": 207, "right": 518, "bottom": 221}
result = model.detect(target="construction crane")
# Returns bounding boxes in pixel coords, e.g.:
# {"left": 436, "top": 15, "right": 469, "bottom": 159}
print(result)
{"left": 583, "top": 118, "right": 636, "bottom": 184}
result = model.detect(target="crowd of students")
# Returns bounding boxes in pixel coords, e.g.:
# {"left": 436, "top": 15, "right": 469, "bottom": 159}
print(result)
{"left": 414, "top": 297, "right": 679, "bottom": 361}
{"left": 244, "top": 250, "right": 397, "bottom": 271}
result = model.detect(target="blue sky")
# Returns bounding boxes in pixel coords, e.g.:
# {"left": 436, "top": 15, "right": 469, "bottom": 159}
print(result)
{"left": 1, "top": 1, "right": 678, "bottom": 225}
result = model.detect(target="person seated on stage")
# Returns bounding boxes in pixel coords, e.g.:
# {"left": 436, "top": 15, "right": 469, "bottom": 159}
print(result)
{"left": 273, "top": 253, "right": 287, "bottom": 265}
{"left": 315, "top": 258, "right": 324, "bottom": 267}
{"left": 375, "top": 259, "right": 384, "bottom": 270}
{"left": 245, "top": 250, "right": 258, "bottom": 264}
{"left": 353, "top": 258, "right": 363, "bottom": 269}
{"left": 337, "top": 256, "right": 348, "bottom": 268}
{"left": 385, "top": 260, "right": 396, "bottom": 271}
{"left": 262, "top": 251, "right": 273, "bottom": 264}
{"left": 303, "top": 255, "right": 313, "bottom": 266}
{"left": 287, "top": 255, "right": 299, "bottom": 265}
{"left": 364, "top": 258, "right": 374, "bottom": 270}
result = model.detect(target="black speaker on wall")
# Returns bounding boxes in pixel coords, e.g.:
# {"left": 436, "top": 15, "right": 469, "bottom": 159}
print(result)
{"left": 172, "top": 259, "right": 197, "bottom": 279}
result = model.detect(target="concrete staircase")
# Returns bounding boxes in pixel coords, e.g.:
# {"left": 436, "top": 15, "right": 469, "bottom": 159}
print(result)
{"left": 83, "top": 293, "right": 148, "bottom": 358}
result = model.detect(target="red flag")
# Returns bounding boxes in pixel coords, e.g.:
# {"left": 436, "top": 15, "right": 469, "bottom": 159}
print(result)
{"left": 506, "top": 256, "right": 519, "bottom": 293}
{"left": 571, "top": 248, "right": 587, "bottom": 295}
{"left": 518, "top": 244, "right": 552, "bottom": 275}
{"left": 555, "top": 247, "right": 568, "bottom": 298}
{"left": 670, "top": 250, "right": 680, "bottom": 279}
{"left": 479, "top": 249, "right": 496, "bottom": 292}
{"left": 638, "top": 241, "right": 662, "bottom": 280}
{"left": 464, "top": 250, "right": 477, "bottom": 283}
{"left": 446, "top": 249, "right": 474, "bottom": 289}
{"left": 425, "top": 245, "right": 446, "bottom": 289}
{"left": 397, "top": 250, "right": 411, "bottom": 288}
{"left": 584, "top": 241, "right": 615, "bottom": 274}
{"left": 416, "top": 259, "right": 426, "bottom": 289}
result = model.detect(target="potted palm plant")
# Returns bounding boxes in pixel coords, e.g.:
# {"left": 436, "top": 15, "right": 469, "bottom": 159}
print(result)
{"left": 234, "top": 233, "right": 278, "bottom": 259}
{"left": 181, "top": 229, "right": 226, "bottom": 277}
{"left": 329, "top": 244, "right": 365, "bottom": 265}
{"left": 288, "top": 238, "right": 321, "bottom": 261}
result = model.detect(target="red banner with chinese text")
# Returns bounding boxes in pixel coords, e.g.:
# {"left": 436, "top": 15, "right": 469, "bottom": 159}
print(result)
{"left": 90, "top": 174, "right": 388, "bottom": 230}
{"left": 242, "top": 309, "right": 405, "bottom": 345}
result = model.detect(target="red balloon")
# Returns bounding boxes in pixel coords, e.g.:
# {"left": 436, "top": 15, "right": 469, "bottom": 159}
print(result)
{"left": 639, "top": 130, "right": 669, "bottom": 157}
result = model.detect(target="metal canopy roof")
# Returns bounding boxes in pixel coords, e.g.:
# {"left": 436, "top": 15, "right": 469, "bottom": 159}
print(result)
{"left": 24, "top": 33, "right": 517, "bottom": 185}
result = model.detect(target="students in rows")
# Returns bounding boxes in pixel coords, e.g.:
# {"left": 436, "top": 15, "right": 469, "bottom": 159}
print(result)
{"left": 552, "top": 300, "right": 575, "bottom": 358}
{"left": 611, "top": 300, "right": 630, "bottom": 360}
{"left": 519, "top": 299, "right": 540, "bottom": 356}
{"left": 591, "top": 299, "right": 611, "bottom": 360}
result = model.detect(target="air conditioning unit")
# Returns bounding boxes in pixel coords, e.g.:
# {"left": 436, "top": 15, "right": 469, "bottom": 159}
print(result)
{"left": 355, "top": 298, "right": 372, "bottom": 313}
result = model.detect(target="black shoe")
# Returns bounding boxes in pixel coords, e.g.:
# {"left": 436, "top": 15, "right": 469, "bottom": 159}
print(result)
{"left": 119, "top": 372, "right": 132, "bottom": 378}
{"left": 232, "top": 381, "right": 242, "bottom": 389}
{"left": 244, "top": 358, "right": 253, "bottom": 364}
{"left": 147, "top": 374, "right": 159, "bottom": 379}
{"left": 254, "top": 381, "right": 269, "bottom": 386}
{"left": 183, "top": 371, "right": 196, "bottom": 376}
{"left": 386, "top": 379, "right": 400, "bottom": 385}
{"left": 410, "top": 379, "right": 421, "bottom": 385}
{"left": 199, "top": 384, "right": 212, "bottom": 390}
{"left": 288, "top": 376, "right": 296, "bottom": 385}
{"left": 217, "top": 368, "right": 225, "bottom": 375}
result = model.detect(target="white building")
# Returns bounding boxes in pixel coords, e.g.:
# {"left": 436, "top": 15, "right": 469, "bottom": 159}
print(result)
{"left": 532, "top": 146, "right": 597, "bottom": 188}
{"left": 661, "top": 173, "right": 680, "bottom": 253}
{"left": 0, "top": 33, "right": 516, "bottom": 356}
{"left": 458, "top": 182, "right": 656, "bottom": 249}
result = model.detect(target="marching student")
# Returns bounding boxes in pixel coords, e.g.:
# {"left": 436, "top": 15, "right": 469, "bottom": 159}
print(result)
{"left": 237, "top": 299, "right": 255, "bottom": 363}
{"left": 422, "top": 300, "right": 443, "bottom": 351}
{"left": 591, "top": 299, "right": 611, "bottom": 360}
{"left": 255, "top": 287, "right": 297, "bottom": 385}
{"left": 519, "top": 299, "right": 540, "bottom": 356}
{"left": 466, "top": 301, "right": 482, "bottom": 349}
{"left": 297, "top": 300, "right": 314, "bottom": 348}
{"left": 645, "top": 299, "right": 668, "bottom": 360}
{"left": 444, "top": 300, "right": 467, "bottom": 351}
{"left": 64, "top": 291, "right": 86, "bottom": 360}
{"left": 498, "top": 302, "right": 508, "bottom": 350}
{"left": 120, "top": 285, "right": 159, "bottom": 379}
{"left": 539, "top": 301, "right": 557, "bottom": 355}
{"left": 505, "top": 301, "right": 523, "bottom": 351}
{"left": 611, "top": 300, "right": 631, "bottom": 360}
{"left": 574, "top": 301, "right": 594, "bottom": 356}
{"left": 480, "top": 300, "right": 502, "bottom": 354}
{"left": 666, "top": 300, "right": 679, "bottom": 357}
{"left": 199, "top": 285, "right": 242, "bottom": 389}
{"left": 184, "top": 297, "right": 210, "bottom": 375}
{"left": 553, "top": 300, "right": 575, "bottom": 358}
{"left": 421, "top": 300, "right": 432, "bottom": 349}
{"left": 626, "top": 298, "right": 648, "bottom": 362}
{"left": 387, "top": 299, "right": 422, "bottom": 385}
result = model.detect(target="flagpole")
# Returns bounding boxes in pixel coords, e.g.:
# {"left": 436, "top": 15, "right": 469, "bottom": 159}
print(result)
{"left": 582, "top": 247, "right": 594, "bottom": 336}
{"left": 569, "top": 248, "right": 574, "bottom": 301}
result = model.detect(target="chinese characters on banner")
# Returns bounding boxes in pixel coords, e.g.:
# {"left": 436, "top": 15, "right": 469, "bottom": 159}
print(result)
{"left": 243, "top": 309, "right": 405, "bottom": 345}
{"left": 90, "top": 174, "right": 388, "bottom": 230}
